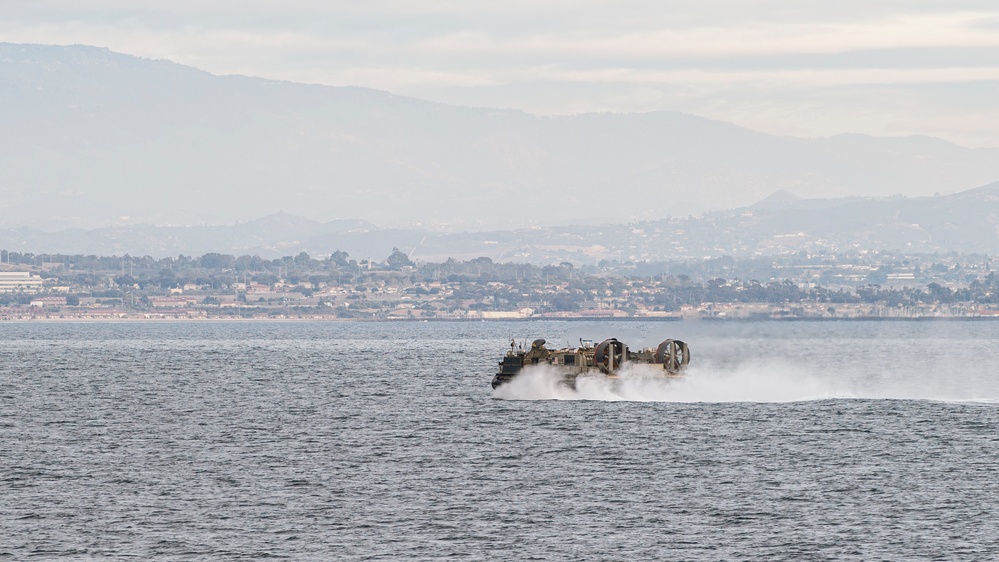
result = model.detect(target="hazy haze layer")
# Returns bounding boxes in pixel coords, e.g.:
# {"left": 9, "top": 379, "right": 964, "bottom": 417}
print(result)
{"left": 2, "top": 44, "right": 998, "bottom": 231}
{"left": 3, "top": 1, "right": 999, "bottom": 147}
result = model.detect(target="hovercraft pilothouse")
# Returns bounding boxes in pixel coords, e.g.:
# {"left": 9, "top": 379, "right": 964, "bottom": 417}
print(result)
{"left": 492, "top": 337, "right": 690, "bottom": 389}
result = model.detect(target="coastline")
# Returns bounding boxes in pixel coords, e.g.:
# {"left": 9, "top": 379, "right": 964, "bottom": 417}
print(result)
{"left": 4, "top": 315, "right": 999, "bottom": 323}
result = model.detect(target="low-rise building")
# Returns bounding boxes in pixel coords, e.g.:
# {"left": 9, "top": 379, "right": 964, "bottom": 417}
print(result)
{"left": 149, "top": 296, "right": 199, "bottom": 308}
{"left": 30, "top": 296, "right": 67, "bottom": 307}
{"left": 0, "top": 271, "right": 45, "bottom": 293}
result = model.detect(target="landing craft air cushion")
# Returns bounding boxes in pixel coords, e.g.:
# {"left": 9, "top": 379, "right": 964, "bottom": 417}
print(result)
{"left": 492, "top": 337, "right": 690, "bottom": 389}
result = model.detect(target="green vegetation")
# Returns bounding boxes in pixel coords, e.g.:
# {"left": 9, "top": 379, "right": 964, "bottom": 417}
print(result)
{"left": 2, "top": 249, "right": 998, "bottom": 319}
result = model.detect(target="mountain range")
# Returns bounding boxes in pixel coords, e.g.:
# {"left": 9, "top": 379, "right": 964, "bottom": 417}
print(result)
{"left": 4, "top": 181, "right": 999, "bottom": 263}
{"left": 2, "top": 42, "right": 998, "bottom": 232}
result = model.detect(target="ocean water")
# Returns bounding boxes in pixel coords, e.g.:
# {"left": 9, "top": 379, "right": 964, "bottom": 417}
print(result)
{"left": 2, "top": 320, "right": 999, "bottom": 559}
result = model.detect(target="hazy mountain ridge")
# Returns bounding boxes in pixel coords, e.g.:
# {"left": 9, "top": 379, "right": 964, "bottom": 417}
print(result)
{"left": 2, "top": 43, "right": 998, "bottom": 231}
{"left": 715, "top": 181, "right": 999, "bottom": 254}
{"left": 5, "top": 182, "right": 999, "bottom": 263}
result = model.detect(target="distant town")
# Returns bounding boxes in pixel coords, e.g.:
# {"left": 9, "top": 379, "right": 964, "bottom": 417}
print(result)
{"left": 2, "top": 247, "right": 999, "bottom": 321}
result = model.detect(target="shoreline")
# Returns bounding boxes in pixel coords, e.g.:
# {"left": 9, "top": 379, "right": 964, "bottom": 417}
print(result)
{"left": 4, "top": 315, "right": 999, "bottom": 323}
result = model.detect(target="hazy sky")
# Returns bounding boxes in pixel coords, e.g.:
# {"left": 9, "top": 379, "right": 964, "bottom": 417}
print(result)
{"left": 4, "top": 1, "right": 999, "bottom": 147}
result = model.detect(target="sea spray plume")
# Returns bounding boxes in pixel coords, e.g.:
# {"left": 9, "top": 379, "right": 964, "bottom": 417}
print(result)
{"left": 491, "top": 365, "right": 588, "bottom": 401}
{"left": 655, "top": 361, "right": 846, "bottom": 403}
{"left": 496, "top": 356, "right": 999, "bottom": 403}
{"left": 493, "top": 360, "right": 844, "bottom": 403}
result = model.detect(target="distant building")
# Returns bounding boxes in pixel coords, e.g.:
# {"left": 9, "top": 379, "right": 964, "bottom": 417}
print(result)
{"left": 0, "top": 271, "right": 45, "bottom": 293}
{"left": 479, "top": 311, "right": 525, "bottom": 319}
{"left": 30, "top": 296, "right": 67, "bottom": 307}
{"left": 578, "top": 309, "right": 629, "bottom": 318}
{"left": 149, "top": 296, "right": 199, "bottom": 308}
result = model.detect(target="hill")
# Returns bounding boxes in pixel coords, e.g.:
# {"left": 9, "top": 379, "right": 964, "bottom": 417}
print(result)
{"left": 2, "top": 43, "right": 998, "bottom": 231}
{"left": 4, "top": 182, "right": 999, "bottom": 263}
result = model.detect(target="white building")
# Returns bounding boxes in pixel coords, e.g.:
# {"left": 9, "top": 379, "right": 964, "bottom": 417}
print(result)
{"left": 0, "top": 271, "right": 45, "bottom": 293}
{"left": 30, "top": 296, "right": 67, "bottom": 307}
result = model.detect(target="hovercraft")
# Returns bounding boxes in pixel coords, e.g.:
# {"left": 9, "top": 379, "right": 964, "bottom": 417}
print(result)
{"left": 492, "top": 337, "right": 690, "bottom": 389}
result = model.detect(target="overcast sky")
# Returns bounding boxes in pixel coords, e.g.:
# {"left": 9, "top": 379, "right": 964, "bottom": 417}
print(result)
{"left": 4, "top": 1, "right": 999, "bottom": 147}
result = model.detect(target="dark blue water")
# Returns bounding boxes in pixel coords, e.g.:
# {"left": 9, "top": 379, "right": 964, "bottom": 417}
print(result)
{"left": 2, "top": 320, "right": 999, "bottom": 559}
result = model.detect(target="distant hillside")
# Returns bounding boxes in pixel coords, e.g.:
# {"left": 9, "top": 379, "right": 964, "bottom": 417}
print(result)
{"left": 5, "top": 182, "right": 999, "bottom": 262}
{"left": 2, "top": 43, "right": 998, "bottom": 231}
{"left": 708, "top": 181, "right": 999, "bottom": 255}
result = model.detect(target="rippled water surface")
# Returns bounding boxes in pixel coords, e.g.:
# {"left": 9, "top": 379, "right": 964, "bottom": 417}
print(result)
{"left": 3, "top": 320, "right": 999, "bottom": 559}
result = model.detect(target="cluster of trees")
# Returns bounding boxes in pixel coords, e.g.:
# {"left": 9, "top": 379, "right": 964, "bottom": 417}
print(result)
{"left": 2, "top": 249, "right": 416, "bottom": 291}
